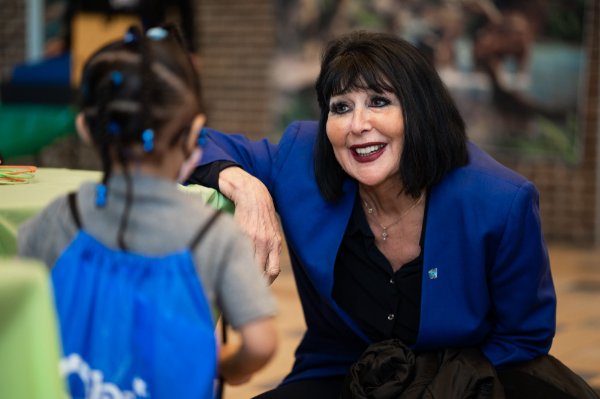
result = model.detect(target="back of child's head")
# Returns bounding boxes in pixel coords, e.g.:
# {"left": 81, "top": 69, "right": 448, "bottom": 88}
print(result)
{"left": 80, "top": 25, "right": 203, "bottom": 177}
{"left": 78, "top": 25, "right": 204, "bottom": 249}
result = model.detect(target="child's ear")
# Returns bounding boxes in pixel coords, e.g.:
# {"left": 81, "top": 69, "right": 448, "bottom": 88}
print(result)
{"left": 186, "top": 114, "right": 207, "bottom": 152}
{"left": 75, "top": 113, "right": 93, "bottom": 145}
{"left": 177, "top": 114, "right": 207, "bottom": 183}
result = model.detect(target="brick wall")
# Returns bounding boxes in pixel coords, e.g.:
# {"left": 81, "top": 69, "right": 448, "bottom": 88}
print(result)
{"left": 196, "top": 0, "right": 276, "bottom": 140}
{"left": 0, "top": 0, "right": 25, "bottom": 80}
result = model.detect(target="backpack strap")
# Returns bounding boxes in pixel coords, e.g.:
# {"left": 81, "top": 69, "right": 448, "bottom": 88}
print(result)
{"left": 188, "top": 209, "right": 226, "bottom": 399}
{"left": 189, "top": 209, "right": 223, "bottom": 250}
{"left": 215, "top": 316, "right": 229, "bottom": 399}
{"left": 67, "top": 192, "right": 83, "bottom": 229}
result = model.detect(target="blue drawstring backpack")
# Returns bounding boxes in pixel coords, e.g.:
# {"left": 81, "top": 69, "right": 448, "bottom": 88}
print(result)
{"left": 51, "top": 193, "right": 222, "bottom": 399}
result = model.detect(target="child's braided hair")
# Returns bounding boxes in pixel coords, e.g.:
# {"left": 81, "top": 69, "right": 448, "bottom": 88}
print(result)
{"left": 79, "top": 24, "right": 203, "bottom": 249}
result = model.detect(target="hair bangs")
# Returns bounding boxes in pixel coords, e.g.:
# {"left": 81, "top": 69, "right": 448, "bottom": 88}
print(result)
{"left": 324, "top": 52, "right": 394, "bottom": 102}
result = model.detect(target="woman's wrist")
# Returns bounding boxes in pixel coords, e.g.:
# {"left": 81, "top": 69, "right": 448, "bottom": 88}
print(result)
{"left": 218, "top": 166, "right": 253, "bottom": 204}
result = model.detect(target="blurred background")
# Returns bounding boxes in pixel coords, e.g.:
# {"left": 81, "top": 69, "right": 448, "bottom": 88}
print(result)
{"left": 0, "top": 0, "right": 598, "bottom": 244}
{"left": 0, "top": 1, "right": 599, "bottom": 397}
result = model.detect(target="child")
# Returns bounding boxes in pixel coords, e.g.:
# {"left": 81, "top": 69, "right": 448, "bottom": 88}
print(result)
{"left": 18, "top": 25, "right": 277, "bottom": 399}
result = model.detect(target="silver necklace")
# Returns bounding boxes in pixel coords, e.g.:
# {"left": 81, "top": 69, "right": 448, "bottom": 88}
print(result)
{"left": 362, "top": 194, "right": 424, "bottom": 241}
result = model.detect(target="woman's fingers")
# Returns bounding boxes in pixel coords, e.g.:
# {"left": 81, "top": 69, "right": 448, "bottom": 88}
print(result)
{"left": 263, "top": 228, "right": 282, "bottom": 285}
{"left": 220, "top": 167, "right": 282, "bottom": 283}
{"left": 237, "top": 196, "right": 282, "bottom": 284}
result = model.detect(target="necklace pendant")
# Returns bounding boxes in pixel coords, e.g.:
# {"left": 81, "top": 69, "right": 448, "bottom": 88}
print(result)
{"left": 382, "top": 229, "right": 388, "bottom": 240}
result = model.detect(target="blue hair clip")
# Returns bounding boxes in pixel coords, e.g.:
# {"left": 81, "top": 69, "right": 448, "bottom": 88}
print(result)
{"left": 81, "top": 81, "right": 89, "bottom": 99}
{"left": 124, "top": 28, "right": 137, "bottom": 44}
{"left": 198, "top": 128, "right": 207, "bottom": 147}
{"left": 111, "top": 71, "right": 123, "bottom": 87}
{"left": 146, "top": 27, "right": 169, "bottom": 41}
{"left": 95, "top": 183, "right": 107, "bottom": 207}
{"left": 107, "top": 121, "right": 121, "bottom": 135}
{"left": 142, "top": 128, "right": 154, "bottom": 152}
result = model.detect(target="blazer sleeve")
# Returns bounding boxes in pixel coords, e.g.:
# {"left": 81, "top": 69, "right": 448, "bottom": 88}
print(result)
{"left": 198, "top": 127, "right": 281, "bottom": 190}
{"left": 197, "top": 122, "right": 307, "bottom": 192}
{"left": 481, "top": 181, "right": 556, "bottom": 366}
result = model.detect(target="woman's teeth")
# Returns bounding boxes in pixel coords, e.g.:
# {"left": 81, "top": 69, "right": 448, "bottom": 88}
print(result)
{"left": 355, "top": 144, "right": 384, "bottom": 156}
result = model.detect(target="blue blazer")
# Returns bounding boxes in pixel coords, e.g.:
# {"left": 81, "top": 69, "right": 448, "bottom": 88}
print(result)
{"left": 200, "top": 121, "right": 556, "bottom": 383}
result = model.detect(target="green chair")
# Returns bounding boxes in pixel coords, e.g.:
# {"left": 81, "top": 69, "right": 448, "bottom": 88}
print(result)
{"left": 0, "top": 105, "right": 77, "bottom": 160}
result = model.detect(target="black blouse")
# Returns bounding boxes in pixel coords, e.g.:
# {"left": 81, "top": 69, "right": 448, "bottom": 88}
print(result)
{"left": 187, "top": 163, "right": 426, "bottom": 344}
{"left": 332, "top": 195, "right": 427, "bottom": 345}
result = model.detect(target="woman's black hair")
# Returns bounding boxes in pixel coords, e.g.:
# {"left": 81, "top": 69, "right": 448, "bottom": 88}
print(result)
{"left": 314, "top": 31, "right": 468, "bottom": 201}
{"left": 79, "top": 24, "right": 203, "bottom": 249}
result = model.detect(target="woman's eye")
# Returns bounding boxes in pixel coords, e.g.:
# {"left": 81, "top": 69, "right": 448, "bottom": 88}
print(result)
{"left": 330, "top": 102, "right": 350, "bottom": 114}
{"left": 371, "top": 96, "right": 391, "bottom": 107}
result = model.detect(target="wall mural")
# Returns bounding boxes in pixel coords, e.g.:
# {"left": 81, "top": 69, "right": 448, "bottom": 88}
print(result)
{"left": 273, "top": 0, "right": 588, "bottom": 164}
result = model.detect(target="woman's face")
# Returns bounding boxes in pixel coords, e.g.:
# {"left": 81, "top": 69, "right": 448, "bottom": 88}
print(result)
{"left": 326, "top": 88, "right": 405, "bottom": 188}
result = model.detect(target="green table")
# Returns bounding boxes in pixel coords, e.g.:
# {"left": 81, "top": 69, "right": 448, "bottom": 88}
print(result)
{"left": 0, "top": 258, "right": 65, "bottom": 399}
{"left": 0, "top": 167, "right": 233, "bottom": 256}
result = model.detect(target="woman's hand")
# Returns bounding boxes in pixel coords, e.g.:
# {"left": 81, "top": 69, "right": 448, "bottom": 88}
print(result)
{"left": 219, "top": 167, "right": 282, "bottom": 284}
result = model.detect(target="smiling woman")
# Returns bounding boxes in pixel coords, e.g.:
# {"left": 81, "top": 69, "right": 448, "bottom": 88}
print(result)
{"left": 187, "top": 31, "right": 597, "bottom": 398}
{"left": 314, "top": 32, "right": 468, "bottom": 202}
{"left": 325, "top": 88, "right": 422, "bottom": 264}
